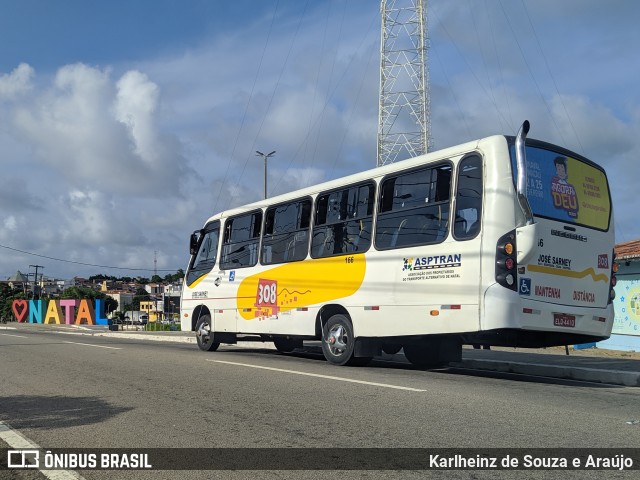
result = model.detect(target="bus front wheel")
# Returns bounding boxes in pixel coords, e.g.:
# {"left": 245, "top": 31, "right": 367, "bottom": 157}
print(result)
{"left": 322, "top": 314, "right": 358, "bottom": 366}
{"left": 195, "top": 315, "right": 220, "bottom": 352}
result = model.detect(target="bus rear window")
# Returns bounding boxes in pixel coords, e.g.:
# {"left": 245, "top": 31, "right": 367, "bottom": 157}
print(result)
{"left": 510, "top": 144, "right": 611, "bottom": 231}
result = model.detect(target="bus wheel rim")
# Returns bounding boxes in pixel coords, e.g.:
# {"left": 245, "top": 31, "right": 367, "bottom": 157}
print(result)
{"left": 197, "top": 321, "right": 210, "bottom": 343}
{"left": 327, "top": 325, "right": 348, "bottom": 356}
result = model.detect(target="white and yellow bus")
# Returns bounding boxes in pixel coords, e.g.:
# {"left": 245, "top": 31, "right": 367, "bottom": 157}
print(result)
{"left": 180, "top": 121, "right": 617, "bottom": 366}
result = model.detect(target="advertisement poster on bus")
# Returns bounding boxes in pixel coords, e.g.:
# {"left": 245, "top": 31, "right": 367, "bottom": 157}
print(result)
{"left": 510, "top": 146, "right": 611, "bottom": 231}
{"left": 612, "top": 275, "right": 640, "bottom": 336}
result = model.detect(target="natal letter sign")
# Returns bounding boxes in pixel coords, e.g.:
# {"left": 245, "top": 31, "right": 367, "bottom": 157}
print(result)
{"left": 11, "top": 299, "right": 110, "bottom": 325}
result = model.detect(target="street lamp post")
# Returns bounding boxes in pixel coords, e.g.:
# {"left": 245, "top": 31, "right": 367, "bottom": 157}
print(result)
{"left": 255, "top": 150, "right": 276, "bottom": 199}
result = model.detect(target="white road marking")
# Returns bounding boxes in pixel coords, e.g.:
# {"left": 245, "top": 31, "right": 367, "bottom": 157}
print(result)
{"left": 63, "top": 341, "right": 121, "bottom": 350}
{"left": 208, "top": 359, "right": 427, "bottom": 392}
{"left": 0, "top": 333, "right": 27, "bottom": 338}
{"left": 0, "top": 420, "right": 84, "bottom": 480}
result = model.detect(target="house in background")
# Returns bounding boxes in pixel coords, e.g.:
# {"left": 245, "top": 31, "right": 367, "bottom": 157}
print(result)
{"left": 7, "top": 271, "right": 29, "bottom": 293}
{"left": 597, "top": 239, "right": 640, "bottom": 351}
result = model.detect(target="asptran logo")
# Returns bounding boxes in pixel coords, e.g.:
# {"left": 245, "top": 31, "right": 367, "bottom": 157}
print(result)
{"left": 403, "top": 254, "right": 462, "bottom": 271}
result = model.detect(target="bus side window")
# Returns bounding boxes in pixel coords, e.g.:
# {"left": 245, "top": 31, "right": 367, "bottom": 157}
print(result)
{"left": 261, "top": 198, "right": 312, "bottom": 265}
{"left": 311, "top": 182, "right": 374, "bottom": 259}
{"left": 220, "top": 210, "right": 262, "bottom": 269}
{"left": 454, "top": 155, "right": 483, "bottom": 240}
{"left": 375, "top": 164, "right": 451, "bottom": 250}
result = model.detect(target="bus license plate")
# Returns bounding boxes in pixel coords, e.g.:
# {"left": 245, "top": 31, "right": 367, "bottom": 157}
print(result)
{"left": 554, "top": 314, "right": 576, "bottom": 328}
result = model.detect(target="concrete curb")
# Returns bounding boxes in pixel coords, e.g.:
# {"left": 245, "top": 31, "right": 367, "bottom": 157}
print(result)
{"left": 454, "top": 358, "right": 640, "bottom": 387}
{"left": 94, "top": 331, "right": 198, "bottom": 344}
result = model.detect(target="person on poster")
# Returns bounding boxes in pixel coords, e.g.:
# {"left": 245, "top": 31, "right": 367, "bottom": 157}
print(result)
{"left": 550, "top": 156, "right": 578, "bottom": 218}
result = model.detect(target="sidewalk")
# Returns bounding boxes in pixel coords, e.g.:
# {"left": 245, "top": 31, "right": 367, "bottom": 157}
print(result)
{"left": 3, "top": 323, "right": 639, "bottom": 386}
{"left": 453, "top": 347, "right": 640, "bottom": 387}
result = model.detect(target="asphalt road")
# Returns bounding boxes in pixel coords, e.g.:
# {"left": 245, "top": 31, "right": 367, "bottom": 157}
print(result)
{"left": 1, "top": 327, "right": 639, "bottom": 480}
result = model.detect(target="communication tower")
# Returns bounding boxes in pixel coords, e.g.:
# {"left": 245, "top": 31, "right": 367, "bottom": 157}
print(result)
{"left": 377, "top": 0, "right": 431, "bottom": 166}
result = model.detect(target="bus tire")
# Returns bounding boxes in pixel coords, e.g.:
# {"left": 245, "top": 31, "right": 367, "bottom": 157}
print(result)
{"left": 382, "top": 343, "right": 402, "bottom": 355}
{"left": 273, "top": 338, "right": 300, "bottom": 353}
{"left": 195, "top": 315, "right": 220, "bottom": 352}
{"left": 403, "top": 344, "right": 441, "bottom": 368}
{"left": 322, "top": 314, "right": 357, "bottom": 366}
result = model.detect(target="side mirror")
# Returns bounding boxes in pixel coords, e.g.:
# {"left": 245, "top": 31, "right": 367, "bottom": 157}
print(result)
{"left": 189, "top": 232, "right": 199, "bottom": 256}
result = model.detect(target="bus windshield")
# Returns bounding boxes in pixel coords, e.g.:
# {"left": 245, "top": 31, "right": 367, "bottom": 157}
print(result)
{"left": 510, "top": 142, "right": 611, "bottom": 231}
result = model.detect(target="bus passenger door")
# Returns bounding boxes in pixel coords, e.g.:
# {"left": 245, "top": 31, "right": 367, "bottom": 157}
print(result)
{"left": 212, "top": 269, "right": 237, "bottom": 333}
{"left": 452, "top": 155, "right": 484, "bottom": 326}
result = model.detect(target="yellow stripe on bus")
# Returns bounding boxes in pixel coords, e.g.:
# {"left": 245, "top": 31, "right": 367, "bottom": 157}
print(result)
{"left": 237, "top": 254, "right": 367, "bottom": 320}
{"left": 527, "top": 264, "right": 609, "bottom": 283}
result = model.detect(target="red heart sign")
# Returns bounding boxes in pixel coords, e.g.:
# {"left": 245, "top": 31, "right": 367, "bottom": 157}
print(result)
{"left": 12, "top": 300, "right": 28, "bottom": 322}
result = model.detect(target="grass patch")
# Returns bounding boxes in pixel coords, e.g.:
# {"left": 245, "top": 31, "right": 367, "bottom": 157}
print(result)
{"left": 145, "top": 323, "right": 181, "bottom": 332}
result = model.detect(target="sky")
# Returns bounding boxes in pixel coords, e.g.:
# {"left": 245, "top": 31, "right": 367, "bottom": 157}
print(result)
{"left": 1, "top": 0, "right": 639, "bottom": 281}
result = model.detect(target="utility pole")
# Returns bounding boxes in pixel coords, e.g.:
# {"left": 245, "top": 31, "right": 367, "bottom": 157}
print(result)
{"left": 256, "top": 150, "right": 276, "bottom": 199}
{"left": 29, "top": 264, "right": 44, "bottom": 299}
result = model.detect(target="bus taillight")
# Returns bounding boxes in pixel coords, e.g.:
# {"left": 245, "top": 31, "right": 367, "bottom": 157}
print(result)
{"left": 609, "top": 250, "right": 618, "bottom": 304}
{"left": 504, "top": 242, "right": 514, "bottom": 256}
{"left": 496, "top": 231, "right": 517, "bottom": 291}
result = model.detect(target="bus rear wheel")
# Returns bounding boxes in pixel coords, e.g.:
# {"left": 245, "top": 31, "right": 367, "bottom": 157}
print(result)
{"left": 403, "top": 344, "right": 441, "bottom": 368}
{"left": 382, "top": 343, "right": 402, "bottom": 355}
{"left": 273, "top": 338, "right": 301, "bottom": 353}
{"left": 195, "top": 315, "right": 220, "bottom": 352}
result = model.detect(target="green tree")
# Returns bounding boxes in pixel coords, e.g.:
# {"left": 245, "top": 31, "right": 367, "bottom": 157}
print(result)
{"left": 163, "top": 269, "right": 185, "bottom": 283}
{"left": 1, "top": 287, "right": 26, "bottom": 322}
{"left": 89, "top": 274, "right": 116, "bottom": 282}
{"left": 103, "top": 297, "right": 118, "bottom": 315}
{"left": 60, "top": 286, "right": 117, "bottom": 317}
{"left": 60, "top": 286, "right": 101, "bottom": 300}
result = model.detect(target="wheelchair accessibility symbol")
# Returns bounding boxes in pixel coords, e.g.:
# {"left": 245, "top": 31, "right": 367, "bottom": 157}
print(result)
{"left": 519, "top": 278, "right": 531, "bottom": 296}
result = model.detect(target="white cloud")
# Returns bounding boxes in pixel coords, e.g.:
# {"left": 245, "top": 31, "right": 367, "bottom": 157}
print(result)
{"left": 3, "top": 215, "right": 18, "bottom": 232}
{"left": 115, "top": 70, "right": 160, "bottom": 163}
{"left": 549, "top": 94, "right": 633, "bottom": 157}
{"left": 10, "top": 63, "right": 189, "bottom": 198}
{"left": 0, "top": 63, "right": 33, "bottom": 99}
{"left": 275, "top": 167, "right": 327, "bottom": 194}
